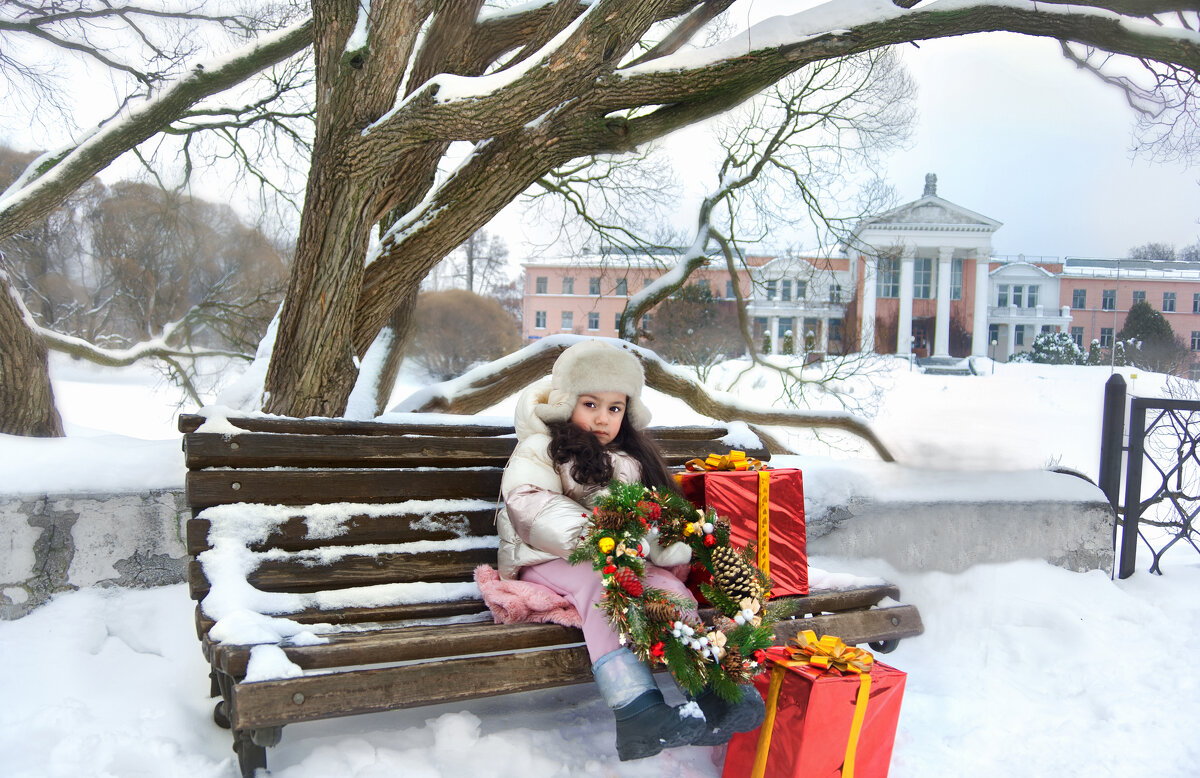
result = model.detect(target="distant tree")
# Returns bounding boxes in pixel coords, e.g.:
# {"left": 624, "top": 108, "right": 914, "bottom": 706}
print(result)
{"left": 1014, "top": 331, "right": 1085, "bottom": 365}
{"left": 1087, "top": 339, "right": 1104, "bottom": 366}
{"left": 1117, "top": 300, "right": 1191, "bottom": 373}
{"left": 1180, "top": 243, "right": 1200, "bottom": 263}
{"left": 650, "top": 283, "right": 743, "bottom": 381}
{"left": 409, "top": 290, "right": 520, "bottom": 381}
{"left": 1128, "top": 242, "right": 1177, "bottom": 261}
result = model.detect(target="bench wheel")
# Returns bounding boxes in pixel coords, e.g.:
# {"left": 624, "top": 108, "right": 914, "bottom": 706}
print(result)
{"left": 234, "top": 730, "right": 267, "bottom": 778}
{"left": 213, "top": 700, "right": 231, "bottom": 729}
{"left": 868, "top": 639, "right": 900, "bottom": 654}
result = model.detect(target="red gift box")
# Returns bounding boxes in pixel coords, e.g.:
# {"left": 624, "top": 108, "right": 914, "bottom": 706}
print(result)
{"left": 722, "top": 652, "right": 906, "bottom": 778}
{"left": 678, "top": 468, "right": 807, "bottom": 597}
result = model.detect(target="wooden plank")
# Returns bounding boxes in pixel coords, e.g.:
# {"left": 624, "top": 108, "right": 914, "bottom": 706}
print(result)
{"left": 188, "top": 548, "right": 495, "bottom": 600}
{"left": 772, "top": 605, "right": 924, "bottom": 646}
{"left": 229, "top": 646, "right": 593, "bottom": 729}
{"left": 186, "top": 468, "right": 504, "bottom": 508}
{"left": 213, "top": 621, "right": 584, "bottom": 678}
{"left": 186, "top": 509, "right": 498, "bottom": 555}
{"left": 770, "top": 585, "right": 900, "bottom": 616}
{"left": 184, "top": 433, "right": 518, "bottom": 469}
{"left": 178, "top": 413, "right": 516, "bottom": 437}
{"left": 195, "top": 598, "right": 488, "bottom": 633}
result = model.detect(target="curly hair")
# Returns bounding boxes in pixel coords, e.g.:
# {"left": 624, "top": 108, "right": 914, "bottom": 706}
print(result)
{"left": 547, "top": 416, "right": 677, "bottom": 494}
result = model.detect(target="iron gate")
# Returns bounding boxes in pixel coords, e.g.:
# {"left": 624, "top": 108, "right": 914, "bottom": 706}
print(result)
{"left": 1098, "top": 374, "right": 1200, "bottom": 578}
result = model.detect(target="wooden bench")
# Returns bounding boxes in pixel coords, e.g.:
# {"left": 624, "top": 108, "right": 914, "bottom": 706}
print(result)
{"left": 179, "top": 412, "right": 923, "bottom": 777}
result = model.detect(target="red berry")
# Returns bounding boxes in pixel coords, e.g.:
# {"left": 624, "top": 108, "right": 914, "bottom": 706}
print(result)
{"left": 603, "top": 564, "right": 617, "bottom": 575}
{"left": 703, "top": 534, "right": 716, "bottom": 547}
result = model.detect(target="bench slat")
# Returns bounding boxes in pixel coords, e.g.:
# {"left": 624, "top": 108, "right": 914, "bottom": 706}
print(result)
{"left": 773, "top": 605, "right": 925, "bottom": 646}
{"left": 182, "top": 431, "right": 766, "bottom": 470}
{"left": 187, "top": 509, "right": 498, "bottom": 555}
{"left": 212, "top": 621, "right": 584, "bottom": 678}
{"left": 189, "top": 548, "right": 494, "bottom": 599}
{"left": 195, "top": 600, "right": 489, "bottom": 637}
{"left": 184, "top": 433, "right": 518, "bottom": 469}
{"left": 229, "top": 647, "right": 593, "bottom": 729}
{"left": 178, "top": 414, "right": 516, "bottom": 437}
{"left": 186, "top": 468, "right": 504, "bottom": 508}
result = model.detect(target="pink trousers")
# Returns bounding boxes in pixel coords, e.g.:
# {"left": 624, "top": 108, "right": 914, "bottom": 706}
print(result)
{"left": 521, "top": 558, "right": 696, "bottom": 663}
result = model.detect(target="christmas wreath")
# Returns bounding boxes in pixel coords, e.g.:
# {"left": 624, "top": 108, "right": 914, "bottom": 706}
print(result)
{"left": 567, "top": 480, "right": 795, "bottom": 700}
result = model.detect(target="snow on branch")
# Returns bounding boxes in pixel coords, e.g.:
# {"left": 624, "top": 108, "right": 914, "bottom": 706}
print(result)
{"left": 392, "top": 334, "right": 897, "bottom": 462}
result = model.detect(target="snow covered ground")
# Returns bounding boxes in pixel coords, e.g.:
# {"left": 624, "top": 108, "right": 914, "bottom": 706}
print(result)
{"left": 1, "top": 353, "right": 1198, "bottom": 777}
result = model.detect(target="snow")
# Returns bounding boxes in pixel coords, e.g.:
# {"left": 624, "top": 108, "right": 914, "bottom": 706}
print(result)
{"left": 3, "top": 350, "right": 1199, "bottom": 775}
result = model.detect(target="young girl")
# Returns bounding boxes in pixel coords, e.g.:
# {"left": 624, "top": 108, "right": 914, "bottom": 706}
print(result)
{"left": 496, "top": 339, "right": 763, "bottom": 761}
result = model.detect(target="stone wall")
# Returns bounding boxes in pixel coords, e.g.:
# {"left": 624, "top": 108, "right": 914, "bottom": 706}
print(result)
{"left": 1, "top": 490, "right": 189, "bottom": 620}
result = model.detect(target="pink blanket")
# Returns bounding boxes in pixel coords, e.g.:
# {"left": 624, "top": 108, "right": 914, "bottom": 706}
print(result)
{"left": 474, "top": 565, "right": 582, "bottom": 628}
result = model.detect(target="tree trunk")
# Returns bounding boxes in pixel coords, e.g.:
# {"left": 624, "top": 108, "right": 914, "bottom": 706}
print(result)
{"left": 371, "top": 284, "right": 421, "bottom": 417}
{"left": 0, "top": 280, "right": 64, "bottom": 436}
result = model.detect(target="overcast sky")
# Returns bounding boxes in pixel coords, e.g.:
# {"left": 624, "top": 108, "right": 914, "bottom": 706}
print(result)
{"left": 5, "top": 5, "right": 1196, "bottom": 265}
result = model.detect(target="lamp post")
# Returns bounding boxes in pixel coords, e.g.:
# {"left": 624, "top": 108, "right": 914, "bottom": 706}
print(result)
{"left": 990, "top": 338, "right": 998, "bottom": 374}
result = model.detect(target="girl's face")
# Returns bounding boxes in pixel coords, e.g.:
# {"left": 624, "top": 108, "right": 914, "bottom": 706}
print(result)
{"left": 570, "top": 391, "right": 626, "bottom": 445}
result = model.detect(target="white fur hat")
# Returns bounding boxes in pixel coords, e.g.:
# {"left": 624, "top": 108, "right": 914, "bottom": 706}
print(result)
{"left": 533, "top": 340, "right": 651, "bottom": 430}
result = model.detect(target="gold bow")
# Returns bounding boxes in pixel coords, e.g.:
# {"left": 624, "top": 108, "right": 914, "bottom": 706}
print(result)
{"left": 784, "top": 629, "right": 875, "bottom": 675}
{"left": 684, "top": 450, "right": 764, "bottom": 472}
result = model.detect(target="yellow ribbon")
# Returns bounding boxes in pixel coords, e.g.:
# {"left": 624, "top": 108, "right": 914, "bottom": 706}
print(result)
{"left": 684, "top": 450, "right": 764, "bottom": 472}
{"left": 757, "top": 469, "right": 770, "bottom": 586}
{"left": 750, "top": 635, "right": 875, "bottom": 778}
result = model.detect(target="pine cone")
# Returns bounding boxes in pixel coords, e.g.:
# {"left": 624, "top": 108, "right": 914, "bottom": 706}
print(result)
{"left": 592, "top": 508, "right": 625, "bottom": 531}
{"left": 613, "top": 567, "right": 644, "bottom": 597}
{"left": 643, "top": 599, "right": 680, "bottom": 624}
{"left": 711, "top": 546, "right": 761, "bottom": 602}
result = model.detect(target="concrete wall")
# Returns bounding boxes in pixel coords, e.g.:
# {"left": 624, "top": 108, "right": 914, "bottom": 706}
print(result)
{"left": 1, "top": 490, "right": 189, "bottom": 620}
{"left": 805, "top": 483, "right": 1115, "bottom": 575}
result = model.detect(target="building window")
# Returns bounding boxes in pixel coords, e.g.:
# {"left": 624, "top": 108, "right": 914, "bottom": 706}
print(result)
{"left": 913, "top": 257, "right": 933, "bottom": 299}
{"left": 561, "top": 311, "right": 573, "bottom": 330}
{"left": 1072, "top": 289, "right": 1086, "bottom": 309}
{"left": 766, "top": 280, "right": 777, "bottom": 300}
{"left": 876, "top": 257, "right": 899, "bottom": 298}
{"left": 1194, "top": 292, "right": 1200, "bottom": 313}
{"left": 1100, "top": 327, "right": 1114, "bottom": 348}
{"left": 614, "top": 313, "right": 621, "bottom": 330}
{"left": 997, "top": 285, "right": 1008, "bottom": 307}
{"left": 616, "top": 278, "right": 628, "bottom": 296}
{"left": 829, "top": 283, "right": 842, "bottom": 303}
{"left": 588, "top": 312, "right": 599, "bottom": 330}
{"left": 641, "top": 314, "right": 651, "bottom": 330}
{"left": 777, "top": 317, "right": 794, "bottom": 337}
{"left": 951, "top": 258, "right": 963, "bottom": 300}
{"left": 1191, "top": 331, "right": 1200, "bottom": 351}
{"left": 535, "top": 310, "right": 546, "bottom": 329}
{"left": 1070, "top": 327, "right": 1084, "bottom": 348}
{"left": 1102, "top": 289, "right": 1116, "bottom": 310}
{"left": 589, "top": 277, "right": 601, "bottom": 295}
{"left": 1027, "top": 285, "right": 1039, "bottom": 309}
{"left": 1163, "top": 291, "right": 1176, "bottom": 312}
{"left": 535, "top": 276, "right": 548, "bottom": 294}
{"left": 781, "top": 280, "right": 792, "bottom": 301}
{"left": 1014, "top": 325, "right": 1025, "bottom": 347}
{"left": 988, "top": 324, "right": 999, "bottom": 345}
{"left": 562, "top": 277, "right": 574, "bottom": 295}
{"left": 1132, "top": 290, "right": 1145, "bottom": 306}
{"left": 1012, "top": 285, "right": 1024, "bottom": 308}
{"left": 829, "top": 319, "right": 843, "bottom": 342}
{"left": 643, "top": 278, "right": 652, "bottom": 289}
{"left": 797, "top": 280, "right": 808, "bottom": 300}
{"left": 725, "top": 280, "right": 735, "bottom": 299}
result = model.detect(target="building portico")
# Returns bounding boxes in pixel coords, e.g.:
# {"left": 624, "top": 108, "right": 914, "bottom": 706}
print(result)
{"left": 852, "top": 174, "right": 1002, "bottom": 358}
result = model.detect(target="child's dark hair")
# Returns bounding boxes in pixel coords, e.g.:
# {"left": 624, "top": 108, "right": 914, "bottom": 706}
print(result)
{"left": 548, "top": 416, "right": 677, "bottom": 494}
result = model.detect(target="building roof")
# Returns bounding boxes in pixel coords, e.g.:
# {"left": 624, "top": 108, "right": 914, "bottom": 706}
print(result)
{"left": 1061, "top": 257, "right": 1200, "bottom": 280}
{"left": 854, "top": 173, "right": 1002, "bottom": 238}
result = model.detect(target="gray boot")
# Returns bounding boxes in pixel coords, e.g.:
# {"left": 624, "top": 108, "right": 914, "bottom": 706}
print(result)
{"left": 688, "top": 683, "right": 766, "bottom": 746}
{"left": 592, "top": 648, "right": 707, "bottom": 761}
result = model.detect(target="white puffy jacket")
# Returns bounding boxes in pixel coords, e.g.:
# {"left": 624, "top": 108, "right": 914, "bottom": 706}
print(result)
{"left": 496, "top": 379, "right": 641, "bottom": 579}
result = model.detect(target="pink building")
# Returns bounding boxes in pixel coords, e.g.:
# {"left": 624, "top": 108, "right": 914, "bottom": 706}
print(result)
{"left": 521, "top": 253, "right": 761, "bottom": 341}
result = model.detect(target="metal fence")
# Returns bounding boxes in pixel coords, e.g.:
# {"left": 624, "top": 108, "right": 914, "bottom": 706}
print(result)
{"left": 1099, "top": 374, "right": 1200, "bottom": 578}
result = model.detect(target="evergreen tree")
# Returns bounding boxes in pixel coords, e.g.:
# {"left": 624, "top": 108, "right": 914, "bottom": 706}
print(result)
{"left": 1024, "top": 331, "right": 1085, "bottom": 365}
{"left": 1117, "top": 301, "right": 1189, "bottom": 373}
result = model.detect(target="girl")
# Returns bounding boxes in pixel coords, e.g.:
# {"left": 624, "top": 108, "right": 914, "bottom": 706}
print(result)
{"left": 496, "top": 339, "right": 763, "bottom": 761}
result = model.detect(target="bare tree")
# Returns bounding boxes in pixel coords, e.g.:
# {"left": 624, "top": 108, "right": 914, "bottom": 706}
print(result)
{"left": 3, "top": 1, "right": 1200, "bottom": 435}
{"left": 408, "top": 289, "right": 522, "bottom": 381}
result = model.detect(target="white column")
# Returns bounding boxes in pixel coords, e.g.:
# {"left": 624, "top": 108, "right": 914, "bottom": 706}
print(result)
{"left": 934, "top": 247, "right": 953, "bottom": 357}
{"left": 1005, "top": 321, "right": 1017, "bottom": 361}
{"left": 819, "top": 317, "right": 829, "bottom": 352}
{"left": 971, "top": 252, "right": 991, "bottom": 356}
{"left": 897, "top": 249, "right": 915, "bottom": 355}
{"left": 769, "top": 316, "right": 779, "bottom": 354}
{"left": 860, "top": 255, "right": 876, "bottom": 353}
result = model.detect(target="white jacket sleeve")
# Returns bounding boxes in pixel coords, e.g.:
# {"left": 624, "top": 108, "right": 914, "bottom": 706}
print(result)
{"left": 645, "top": 529, "right": 693, "bottom": 567}
{"left": 501, "top": 435, "right": 590, "bottom": 560}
